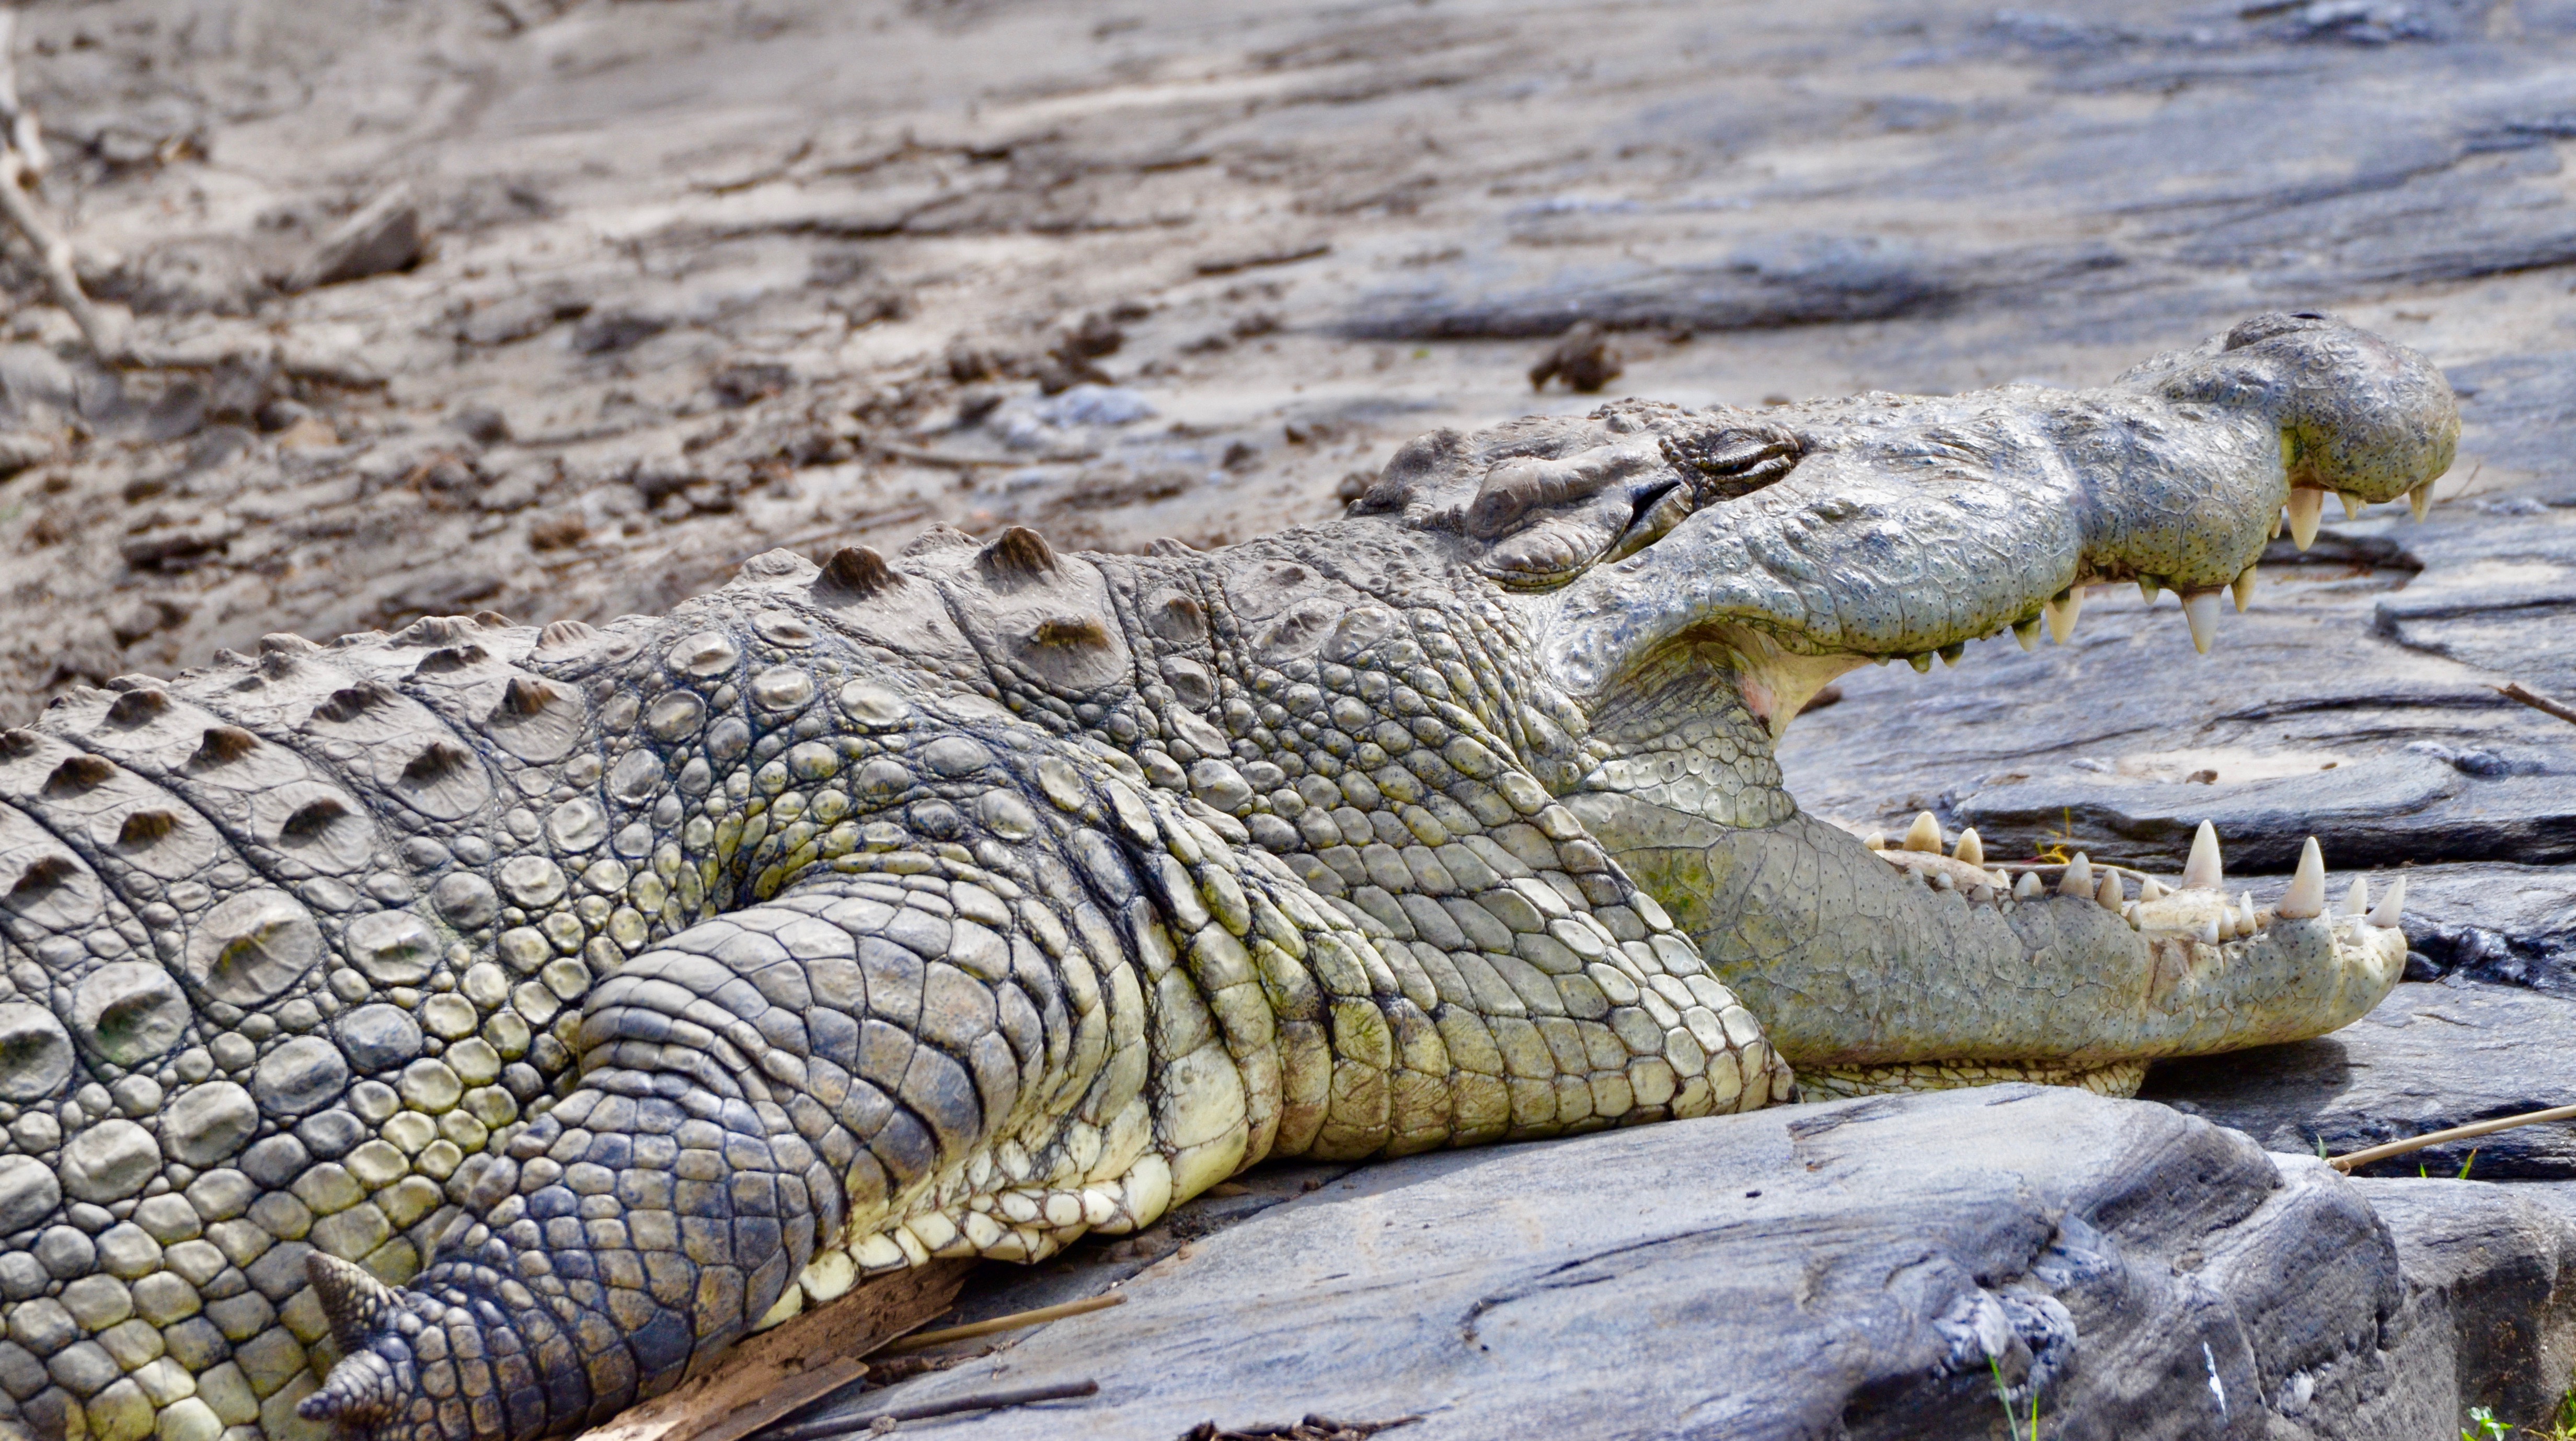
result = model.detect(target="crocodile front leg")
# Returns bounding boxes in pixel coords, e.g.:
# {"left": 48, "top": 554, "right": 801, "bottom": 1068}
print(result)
{"left": 300, "top": 631, "right": 1790, "bottom": 1441}
{"left": 298, "top": 878, "right": 1013, "bottom": 1440}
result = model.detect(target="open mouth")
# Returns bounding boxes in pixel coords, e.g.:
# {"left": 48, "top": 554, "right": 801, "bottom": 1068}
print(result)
{"left": 1501, "top": 313, "right": 2458, "bottom": 1094}
{"left": 1565, "top": 634, "right": 2417, "bottom": 1093}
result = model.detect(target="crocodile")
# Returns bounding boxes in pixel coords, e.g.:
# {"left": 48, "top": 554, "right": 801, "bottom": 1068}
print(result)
{"left": 0, "top": 312, "right": 2452, "bottom": 1441}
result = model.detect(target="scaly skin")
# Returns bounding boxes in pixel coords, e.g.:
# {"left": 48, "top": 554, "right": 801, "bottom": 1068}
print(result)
{"left": 0, "top": 314, "right": 2450, "bottom": 1441}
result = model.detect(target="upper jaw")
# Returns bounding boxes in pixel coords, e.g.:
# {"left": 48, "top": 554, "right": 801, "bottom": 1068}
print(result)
{"left": 1528, "top": 406, "right": 2091, "bottom": 702}
{"left": 1527, "top": 315, "right": 2460, "bottom": 709}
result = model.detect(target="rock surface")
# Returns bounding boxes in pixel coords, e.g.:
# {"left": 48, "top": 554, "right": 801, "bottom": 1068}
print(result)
{"left": 798, "top": 1087, "right": 2567, "bottom": 1440}
{"left": 1781, "top": 506, "right": 2576, "bottom": 879}
{"left": 2148, "top": 981, "right": 2576, "bottom": 1181}
{"left": 2348, "top": 1177, "right": 2576, "bottom": 1429}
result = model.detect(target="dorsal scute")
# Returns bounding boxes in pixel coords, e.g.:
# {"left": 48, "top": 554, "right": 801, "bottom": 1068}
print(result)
{"left": 978, "top": 526, "right": 1060, "bottom": 589}
{"left": 816, "top": 545, "right": 905, "bottom": 602}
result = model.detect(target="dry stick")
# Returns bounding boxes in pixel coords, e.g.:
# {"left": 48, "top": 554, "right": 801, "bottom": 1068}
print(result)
{"left": 878, "top": 1293, "right": 1125, "bottom": 1355}
{"left": 2327, "top": 1103, "right": 2576, "bottom": 1174}
{"left": 0, "top": 158, "right": 108, "bottom": 354}
{"left": 0, "top": 13, "right": 117, "bottom": 362}
{"left": 760, "top": 1381, "right": 1100, "bottom": 1441}
{"left": 2499, "top": 681, "right": 2576, "bottom": 729}
{"left": 758, "top": 1293, "right": 1127, "bottom": 1437}
{"left": 865, "top": 439, "right": 1095, "bottom": 470}
{"left": 0, "top": 14, "right": 42, "bottom": 177}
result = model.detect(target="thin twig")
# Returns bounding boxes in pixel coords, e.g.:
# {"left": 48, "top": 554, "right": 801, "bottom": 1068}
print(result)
{"left": 760, "top": 1380, "right": 1099, "bottom": 1441}
{"left": 1194, "top": 241, "right": 1331, "bottom": 275}
{"left": 2498, "top": 681, "right": 2576, "bottom": 729}
{"left": 2327, "top": 1103, "right": 2576, "bottom": 1173}
{"left": 2441, "top": 459, "right": 2484, "bottom": 505}
{"left": 0, "top": 13, "right": 44, "bottom": 178}
{"left": 0, "top": 14, "right": 117, "bottom": 362}
{"left": 864, "top": 439, "right": 1092, "bottom": 470}
{"left": 879, "top": 1293, "right": 1125, "bottom": 1354}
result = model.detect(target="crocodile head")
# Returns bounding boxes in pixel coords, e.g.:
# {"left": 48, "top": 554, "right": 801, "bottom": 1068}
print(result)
{"left": 1357, "top": 312, "right": 2458, "bottom": 1092}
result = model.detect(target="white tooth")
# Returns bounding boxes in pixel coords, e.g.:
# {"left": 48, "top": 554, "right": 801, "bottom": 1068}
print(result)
{"left": 2198, "top": 917, "right": 2221, "bottom": 946}
{"left": 2138, "top": 576, "right": 2161, "bottom": 603}
{"left": 1864, "top": 831, "right": 1888, "bottom": 852}
{"left": 2216, "top": 907, "right": 2237, "bottom": 941}
{"left": 2095, "top": 871, "right": 2125, "bottom": 911}
{"left": 2044, "top": 587, "right": 2086, "bottom": 645}
{"left": 1908, "top": 653, "right": 1934, "bottom": 673}
{"left": 1970, "top": 884, "right": 1995, "bottom": 905}
{"left": 2286, "top": 489, "right": 2324, "bottom": 551}
{"left": 2342, "top": 876, "right": 2369, "bottom": 918}
{"left": 2277, "top": 837, "right": 2325, "bottom": 919}
{"left": 2269, "top": 506, "right": 2284, "bottom": 541}
{"left": 2141, "top": 877, "right": 2168, "bottom": 902}
{"left": 2013, "top": 871, "right": 2043, "bottom": 899}
{"left": 2338, "top": 490, "right": 2364, "bottom": 521}
{"left": 2182, "top": 821, "right": 2223, "bottom": 890}
{"left": 1933, "top": 871, "right": 1955, "bottom": 891}
{"left": 2366, "top": 875, "right": 2406, "bottom": 929}
{"left": 2182, "top": 592, "right": 2221, "bottom": 655}
{"left": 2059, "top": 853, "right": 2093, "bottom": 898}
{"left": 2239, "top": 891, "right": 2258, "bottom": 934}
{"left": 2408, "top": 482, "right": 2433, "bottom": 522}
{"left": 2232, "top": 566, "right": 2257, "bottom": 614}
{"left": 1953, "top": 829, "right": 1984, "bottom": 866}
{"left": 1903, "top": 811, "right": 1943, "bottom": 853}
{"left": 2013, "top": 616, "right": 2041, "bottom": 651}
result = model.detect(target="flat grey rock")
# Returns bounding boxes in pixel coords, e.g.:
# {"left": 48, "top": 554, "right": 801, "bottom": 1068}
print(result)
{"left": 2349, "top": 1178, "right": 2576, "bottom": 1426}
{"left": 2386, "top": 864, "right": 2576, "bottom": 990}
{"left": 2445, "top": 350, "right": 2576, "bottom": 511}
{"left": 800, "top": 1087, "right": 2559, "bottom": 1440}
{"left": 282, "top": 185, "right": 425, "bottom": 293}
{"left": 2147, "top": 981, "right": 2576, "bottom": 1180}
{"left": 1950, "top": 750, "right": 2472, "bottom": 873}
{"left": 1782, "top": 505, "right": 2576, "bottom": 862}
{"left": 1336, "top": 9, "right": 2576, "bottom": 347}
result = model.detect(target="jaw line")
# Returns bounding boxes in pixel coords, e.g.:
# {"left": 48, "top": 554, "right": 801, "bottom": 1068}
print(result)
{"left": 1711, "top": 625, "right": 1873, "bottom": 744}
{"left": 1556, "top": 624, "right": 1869, "bottom": 841}
{"left": 1559, "top": 621, "right": 1870, "bottom": 774}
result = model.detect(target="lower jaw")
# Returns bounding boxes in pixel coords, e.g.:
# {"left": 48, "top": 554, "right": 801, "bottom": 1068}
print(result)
{"left": 1563, "top": 788, "right": 2409, "bottom": 1080}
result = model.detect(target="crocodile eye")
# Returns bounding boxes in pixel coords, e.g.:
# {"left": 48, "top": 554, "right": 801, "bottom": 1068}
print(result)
{"left": 1659, "top": 423, "right": 1804, "bottom": 502}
